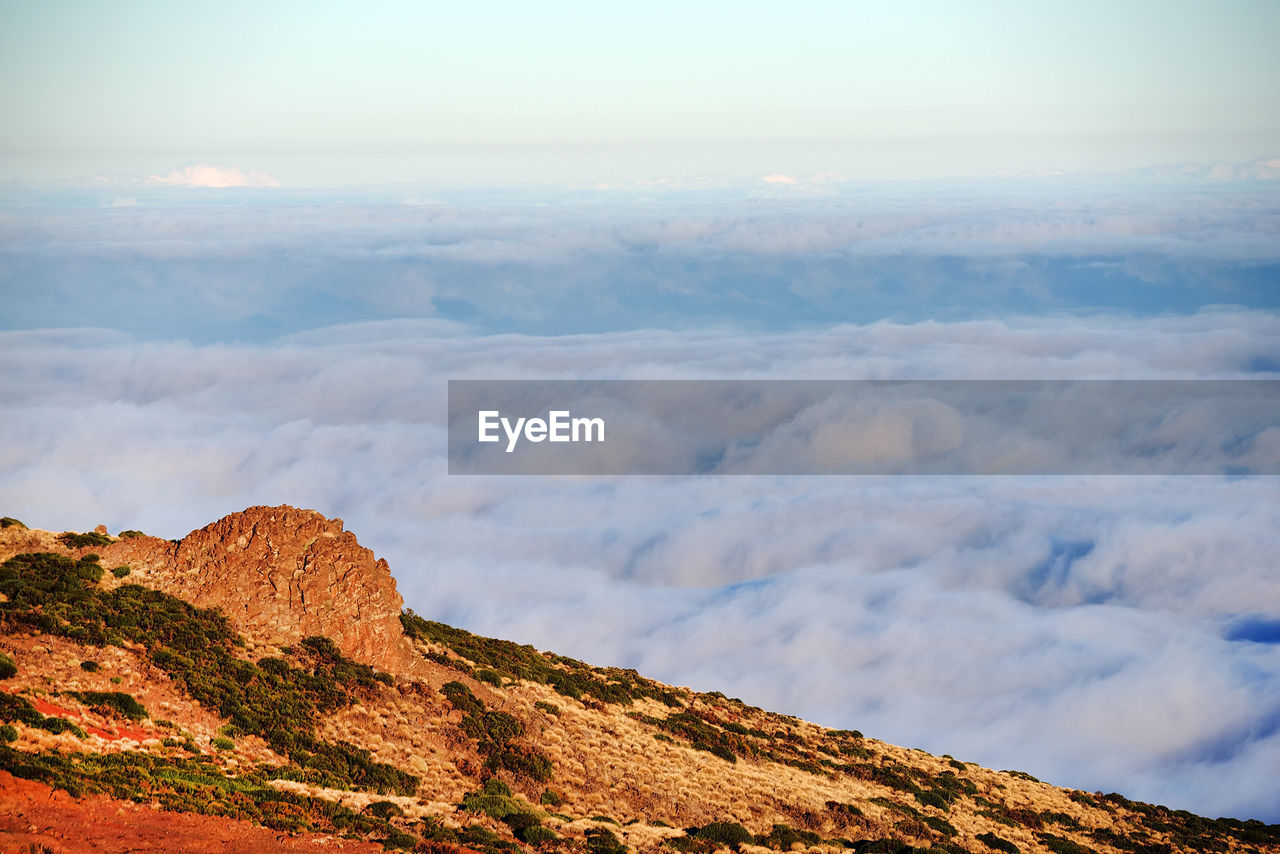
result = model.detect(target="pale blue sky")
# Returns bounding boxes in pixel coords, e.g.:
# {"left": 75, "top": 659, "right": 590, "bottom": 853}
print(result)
{"left": 2, "top": 0, "right": 1278, "bottom": 183}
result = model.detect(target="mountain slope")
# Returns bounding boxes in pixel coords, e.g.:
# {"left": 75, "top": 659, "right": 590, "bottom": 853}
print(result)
{"left": 0, "top": 507, "right": 1276, "bottom": 854}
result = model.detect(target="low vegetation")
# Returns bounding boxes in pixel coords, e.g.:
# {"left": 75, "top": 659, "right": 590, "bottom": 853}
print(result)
{"left": 0, "top": 551, "right": 414, "bottom": 795}
{"left": 66, "top": 690, "right": 148, "bottom": 721}
{"left": 0, "top": 745, "right": 408, "bottom": 842}
{"left": 441, "top": 680, "right": 553, "bottom": 782}
{"left": 403, "top": 609, "right": 682, "bottom": 707}
{"left": 56, "top": 531, "right": 114, "bottom": 549}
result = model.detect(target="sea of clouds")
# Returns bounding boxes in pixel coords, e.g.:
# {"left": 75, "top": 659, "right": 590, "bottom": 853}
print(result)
{"left": 2, "top": 184, "right": 1279, "bottom": 820}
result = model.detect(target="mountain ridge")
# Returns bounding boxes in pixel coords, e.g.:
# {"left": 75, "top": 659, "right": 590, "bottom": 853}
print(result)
{"left": 0, "top": 506, "right": 1276, "bottom": 854}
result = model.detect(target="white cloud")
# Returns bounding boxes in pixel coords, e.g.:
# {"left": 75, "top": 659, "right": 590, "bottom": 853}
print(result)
{"left": 145, "top": 162, "right": 282, "bottom": 188}
{"left": 2, "top": 314, "right": 1279, "bottom": 820}
{"left": 761, "top": 172, "right": 799, "bottom": 185}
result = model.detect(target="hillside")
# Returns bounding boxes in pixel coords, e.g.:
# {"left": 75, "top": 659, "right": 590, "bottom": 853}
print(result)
{"left": 0, "top": 506, "right": 1276, "bottom": 854}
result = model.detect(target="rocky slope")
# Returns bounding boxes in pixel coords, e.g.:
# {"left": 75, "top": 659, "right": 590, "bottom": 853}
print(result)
{"left": 0, "top": 507, "right": 1276, "bottom": 854}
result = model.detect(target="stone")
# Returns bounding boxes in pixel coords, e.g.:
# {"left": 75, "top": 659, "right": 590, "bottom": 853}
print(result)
{"left": 98, "top": 505, "right": 416, "bottom": 673}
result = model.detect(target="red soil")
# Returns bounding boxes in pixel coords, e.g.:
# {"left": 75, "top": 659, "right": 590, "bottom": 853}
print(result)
{"left": 1, "top": 688, "right": 150, "bottom": 743}
{"left": 0, "top": 769, "right": 384, "bottom": 853}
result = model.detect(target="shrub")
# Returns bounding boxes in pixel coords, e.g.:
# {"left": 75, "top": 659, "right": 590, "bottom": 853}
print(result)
{"left": 68, "top": 691, "right": 148, "bottom": 721}
{"left": 383, "top": 831, "right": 418, "bottom": 850}
{"left": 461, "top": 777, "right": 524, "bottom": 820}
{"left": 79, "top": 660, "right": 100, "bottom": 672}
{"left": 521, "top": 826, "right": 558, "bottom": 846}
{"left": 756, "top": 824, "right": 820, "bottom": 849}
{"left": 922, "top": 815, "right": 958, "bottom": 837}
{"left": 0, "top": 517, "right": 26, "bottom": 529}
{"left": 475, "top": 668, "right": 503, "bottom": 686}
{"left": 534, "top": 700, "right": 559, "bottom": 716}
{"left": 0, "top": 652, "right": 16, "bottom": 680}
{"left": 118, "top": 530, "right": 145, "bottom": 539}
{"left": 111, "top": 566, "right": 132, "bottom": 578}
{"left": 976, "top": 832, "right": 1019, "bottom": 853}
{"left": 442, "top": 681, "right": 553, "bottom": 782}
{"left": 914, "top": 789, "right": 950, "bottom": 812}
{"left": 212, "top": 737, "right": 235, "bottom": 750}
{"left": 540, "top": 788, "right": 565, "bottom": 807}
{"left": 1036, "top": 834, "right": 1094, "bottom": 854}
{"left": 691, "top": 822, "right": 752, "bottom": 848}
{"left": 0, "top": 724, "right": 16, "bottom": 742}
{"left": 367, "top": 800, "right": 404, "bottom": 819}
{"left": 585, "top": 827, "right": 628, "bottom": 854}
{"left": 57, "top": 531, "right": 113, "bottom": 548}
{"left": 402, "top": 610, "right": 680, "bottom": 707}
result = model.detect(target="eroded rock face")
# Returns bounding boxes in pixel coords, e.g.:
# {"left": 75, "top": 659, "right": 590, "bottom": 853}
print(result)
{"left": 97, "top": 506, "right": 414, "bottom": 672}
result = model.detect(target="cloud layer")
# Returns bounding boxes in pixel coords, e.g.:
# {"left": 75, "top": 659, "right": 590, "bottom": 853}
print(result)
{"left": 145, "top": 162, "right": 282, "bottom": 188}
{"left": 3, "top": 184, "right": 1278, "bottom": 340}
{"left": 2, "top": 314, "right": 1278, "bottom": 820}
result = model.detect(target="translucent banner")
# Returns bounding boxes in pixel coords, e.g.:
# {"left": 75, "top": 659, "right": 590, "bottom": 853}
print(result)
{"left": 447, "top": 380, "right": 1280, "bottom": 475}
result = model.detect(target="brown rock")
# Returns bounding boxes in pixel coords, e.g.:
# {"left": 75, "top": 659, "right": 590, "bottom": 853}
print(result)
{"left": 93, "top": 524, "right": 108, "bottom": 534}
{"left": 99, "top": 505, "right": 417, "bottom": 673}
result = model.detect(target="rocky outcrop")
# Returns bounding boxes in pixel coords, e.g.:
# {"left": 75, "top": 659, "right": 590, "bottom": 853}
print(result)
{"left": 96, "top": 506, "right": 415, "bottom": 672}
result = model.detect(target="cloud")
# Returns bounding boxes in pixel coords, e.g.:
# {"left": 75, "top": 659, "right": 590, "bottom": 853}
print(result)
{"left": 145, "top": 162, "right": 282, "bottom": 188}
{"left": 3, "top": 188, "right": 1279, "bottom": 342}
{"left": 761, "top": 173, "right": 799, "bottom": 185}
{"left": 2, "top": 313, "right": 1279, "bottom": 820}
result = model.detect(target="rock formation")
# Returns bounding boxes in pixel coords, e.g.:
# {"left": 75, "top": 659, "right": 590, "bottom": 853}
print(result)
{"left": 96, "top": 505, "right": 414, "bottom": 671}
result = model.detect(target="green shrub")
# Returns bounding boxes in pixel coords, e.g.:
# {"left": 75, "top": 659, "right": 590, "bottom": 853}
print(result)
{"left": 540, "top": 788, "right": 565, "bottom": 807}
{"left": 402, "top": 610, "right": 681, "bottom": 707}
{"left": 869, "top": 797, "right": 920, "bottom": 818}
{"left": 521, "top": 826, "right": 558, "bottom": 846}
{"left": 914, "top": 789, "right": 950, "bottom": 812}
{"left": 502, "top": 811, "right": 541, "bottom": 837}
{"left": 755, "top": 824, "right": 820, "bottom": 849}
{"left": 57, "top": 531, "right": 113, "bottom": 548}
{"left": 118, "top": 530, "right": 145, "bottom": 539}
{"left": 212, "top": 737, "right": 235, "bottom": 750}
{"left": 0, "top": 652, "right": 16, "bottom": 680}
{"left": 922, "top": 815, "right": 958, "bottom": 837}
{"left": 461, "top": 777, "right": 536, "bottom": 822}
{"left": 67, "top": 691, "right": 148, "bottom": 721}
{"left": 111, "top": 566, "right": 132, "bottom": 578}
{"left": 534, "top": 700, "right": 560, "bottom": 716}
{"left": 0, "top": 724, "right": 16, "bottom": 742}
{"left": 475, "top": 668, "right": 503, "bottom": 686}
{"left": 0, "top": 517, "right": 26, "bottom": 529}
{"left": 367, "top": 800, "right": 404, "bottom": 819}
{"left": 442, "top": 681, "right": 553, "bottom": 782}
{"left": 976, "top": 832, "right": 1020, "bottom": 853}
{"left": 585, "top": 827, "right": 628, "bottom": 854}
{"left": 383, "top": 831, "right": 418, "bottom": 850}
{"left": 1036, "top": 833, "right": 1095, "bottom": 854}
{"left": 691, "top": 821, "right": 752, "bottom": 848}
{"left": 79, "top": 660, "right": 100, "bottom": 672}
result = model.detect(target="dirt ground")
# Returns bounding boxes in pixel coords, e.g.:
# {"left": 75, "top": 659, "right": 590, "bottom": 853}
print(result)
{"left": 0, "top": 769, "right": 385, "bottom": 854}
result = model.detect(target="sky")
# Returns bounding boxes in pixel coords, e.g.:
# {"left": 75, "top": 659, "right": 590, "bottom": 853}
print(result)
{"left": 2, "top": 0, "right": 1280, "bottom": 184}
{"left": 2, "top": 0, "right": 1280, "bottom": 828}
